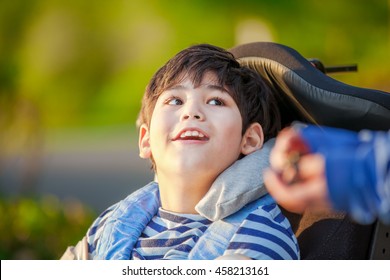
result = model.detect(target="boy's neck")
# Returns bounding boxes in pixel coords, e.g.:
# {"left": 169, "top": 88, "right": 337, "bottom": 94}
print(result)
{"left": 156, "top": 172, "right": 213, "bottom": 214}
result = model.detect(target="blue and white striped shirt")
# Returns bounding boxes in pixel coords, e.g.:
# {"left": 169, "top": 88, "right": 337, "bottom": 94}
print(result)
{"left": 87, "top": 202, "right": 299, "bottom": 260}
{"left": 132, "top": 208, "right": 212, "bottom": 260}
{"left": 224, "top": 203, "right": 298, "bottom": 259}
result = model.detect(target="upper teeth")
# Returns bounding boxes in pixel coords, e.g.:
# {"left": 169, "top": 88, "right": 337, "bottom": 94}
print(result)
{"left": 180, "top": 130, "right": 205, "bottom": 138}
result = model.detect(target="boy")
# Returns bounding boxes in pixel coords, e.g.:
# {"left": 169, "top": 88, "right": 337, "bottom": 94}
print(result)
{"left": 61, "top": 44, "right": 299, "bottom": 260}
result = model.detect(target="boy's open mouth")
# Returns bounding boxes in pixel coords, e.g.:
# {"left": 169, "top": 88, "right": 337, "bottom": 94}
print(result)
{"left": 172, "top": 128, "right": 209, "bottom": 141}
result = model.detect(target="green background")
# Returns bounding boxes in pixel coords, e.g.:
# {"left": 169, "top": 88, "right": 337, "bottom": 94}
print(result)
{"left": 1, "top": 0, "right": 389, "bottom": 259}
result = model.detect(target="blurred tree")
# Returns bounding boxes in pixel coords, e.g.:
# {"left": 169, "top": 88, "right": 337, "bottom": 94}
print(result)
{"left": 1, "top": 0, "right": 389, "bottom": 260}
{"left": 0, "top": 0, "right": 42, "bottom": 194}
{"left": 1, "top": 0, "right": 389, "bottom": 132}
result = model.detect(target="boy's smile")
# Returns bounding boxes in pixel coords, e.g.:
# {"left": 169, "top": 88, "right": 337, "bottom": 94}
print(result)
{"left": 172, "top": 127, "right": 209, "bottom": 142}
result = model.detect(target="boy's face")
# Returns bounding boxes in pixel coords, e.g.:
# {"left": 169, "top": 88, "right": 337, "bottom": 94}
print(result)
{"left": 139, "top": 72, "right": 246, "bottom": 180}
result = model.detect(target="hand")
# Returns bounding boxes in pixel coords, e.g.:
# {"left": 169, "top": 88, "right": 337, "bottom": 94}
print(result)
{"left": 264, "top": 127, "right": 330, "bottom": 213}
{"left": 267, "top": 127, "right": 309, "bottom": 174}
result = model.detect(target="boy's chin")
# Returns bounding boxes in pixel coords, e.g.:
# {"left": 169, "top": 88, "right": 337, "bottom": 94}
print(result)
{"left": 173, "top": 159, "right": 230, "bottom": 178}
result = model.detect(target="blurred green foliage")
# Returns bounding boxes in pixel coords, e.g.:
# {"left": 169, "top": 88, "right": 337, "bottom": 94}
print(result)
{"left": 0, "top": 0, "right": 389, "bottom": 131}
{"left": 0, "top": 194, "right": 95, "bottom": 259}
{"left": 1, "top": 0, "right": 389, "bottom": 259}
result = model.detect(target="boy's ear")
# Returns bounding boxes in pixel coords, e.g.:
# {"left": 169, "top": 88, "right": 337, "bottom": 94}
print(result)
{"left": 139, "top": 124, "right": 152, "bottom": 159}
{"left": 240, "top": 123, "right": 264, "bottom": 155}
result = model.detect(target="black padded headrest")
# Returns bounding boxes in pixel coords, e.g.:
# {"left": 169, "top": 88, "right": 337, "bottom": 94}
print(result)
{"left": 230, "top": 42, "right": 389, "bottom": 259}
{"left": 230, "top": 42, "right": 390, "bottom": 131}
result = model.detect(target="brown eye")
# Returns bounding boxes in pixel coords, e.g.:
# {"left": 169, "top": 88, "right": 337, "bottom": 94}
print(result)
{"left": 166, "top": 97, "right": 183, "bottom": 105}
{"left": 208, "top": 98, "right": 224, "bottom": 106}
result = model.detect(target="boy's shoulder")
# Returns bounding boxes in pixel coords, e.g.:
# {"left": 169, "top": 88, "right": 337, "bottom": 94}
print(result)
{"left": 189, "top": 195, "right": 299, "bottom": 260}
{"left": 86, "top": 182, "right": 160, "bottom": 257}
{"left": 86, "top": 203, "right": 117, "bottom": 253}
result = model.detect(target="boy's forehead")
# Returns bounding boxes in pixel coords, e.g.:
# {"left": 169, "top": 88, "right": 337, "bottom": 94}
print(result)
{"left": 198, "top": 71, "right": 219, "bottom": 84}
{"left": 167, "top": 71, "right": 227, "bottom": 92}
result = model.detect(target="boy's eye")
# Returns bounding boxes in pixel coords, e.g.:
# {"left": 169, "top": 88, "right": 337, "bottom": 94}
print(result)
{"left": 208, "top": 98, "right": 224, "bottom": 106}
{"left": 165, "top": 97, "right": 183, "bottom": 105}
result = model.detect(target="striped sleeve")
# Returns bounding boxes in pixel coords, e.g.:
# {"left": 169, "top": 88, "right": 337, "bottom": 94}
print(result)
{"left": 224, "top": 203, "right": 300, "bottom": 260}
{"left": 86, "top": 204, "right": 117, "bottom": 257}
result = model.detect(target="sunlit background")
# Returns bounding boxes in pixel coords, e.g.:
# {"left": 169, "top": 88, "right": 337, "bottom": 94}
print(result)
{"left": 1, "top": 0, "right": 389, "bottom": 259}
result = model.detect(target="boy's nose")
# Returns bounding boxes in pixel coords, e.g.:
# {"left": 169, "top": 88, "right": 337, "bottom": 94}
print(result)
{"left": 183, "top": 113, "right": 202, "bottom": 120}
{"left": 181, "top": 103, "right": 205, "bottom": 121}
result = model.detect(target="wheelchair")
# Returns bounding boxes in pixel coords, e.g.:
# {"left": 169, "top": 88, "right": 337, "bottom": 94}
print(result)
{"left": 229, "top": 42, "right": 390, "bottom": 259}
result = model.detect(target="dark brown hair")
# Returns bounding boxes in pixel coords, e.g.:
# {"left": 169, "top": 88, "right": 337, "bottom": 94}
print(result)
{"left": 137, "top": 44, "right": 281, "bottom": 141}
